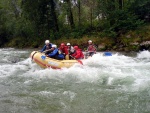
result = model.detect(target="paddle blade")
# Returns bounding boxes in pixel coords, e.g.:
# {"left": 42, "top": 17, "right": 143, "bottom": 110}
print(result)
{"left": 41, "top": 55, "right": 46, "bottom": 60}
{"left": 77, "top": 60, "right": 83, "bottom": 65}
{"left": 103, "top": 52, "right": 112, "bottom": 56}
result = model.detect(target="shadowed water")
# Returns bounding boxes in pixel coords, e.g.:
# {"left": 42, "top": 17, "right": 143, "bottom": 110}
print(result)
{"left": 0, "top": 48, "right": 150, "bottom": 113}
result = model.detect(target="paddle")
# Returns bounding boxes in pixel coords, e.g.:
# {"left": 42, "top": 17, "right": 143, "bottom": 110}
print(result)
{"left": 77, "top": 59, "right": 83, "bottom": 65}
{"left": 41, "top": 49, "right": 53, "bottom": 60}
{"left": 41, "top": 55, "right": 46, "bottom": 60}
{"left": 103, "top": 52, "right": 112, "bottom": 56}
{"left": 69, "top": 55, "right": 83, "bottom": 65}
{"left": 84, "top": 52, "right": 90, "bottom": 59}
{"left": 69, "top": 55, "right": 75, "bottom": 59}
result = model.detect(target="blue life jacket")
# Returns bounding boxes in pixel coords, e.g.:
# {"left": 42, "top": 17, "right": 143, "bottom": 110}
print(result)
{"left": 48, "top": 48, "right": 64, "bottom": 60}
{"left": 41, "top": 43, "right": 52, "bottom": 52}
{"left": 57, "top": 54, "right": 65, "bottom": 60}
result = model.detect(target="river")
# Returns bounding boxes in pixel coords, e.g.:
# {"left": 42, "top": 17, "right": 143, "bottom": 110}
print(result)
{"left": 0, "top": 48, "right": 150, "bottom": 113}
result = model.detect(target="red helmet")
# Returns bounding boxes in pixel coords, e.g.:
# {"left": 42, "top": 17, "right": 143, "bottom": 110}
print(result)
{"left": 61, "top": 43, "right": 65, "bottom": 47}
{"left": 74, "top": 46, "right": 78, "bottom": 50}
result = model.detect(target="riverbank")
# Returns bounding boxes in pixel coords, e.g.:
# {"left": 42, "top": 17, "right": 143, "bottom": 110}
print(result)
{"left": 4, "top": 24, "right": 150, "bottom": 52}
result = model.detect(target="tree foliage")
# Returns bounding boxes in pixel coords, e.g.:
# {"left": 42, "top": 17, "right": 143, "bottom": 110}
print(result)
{"left": 0, "top": 0, "right": 149, "bottom": 47}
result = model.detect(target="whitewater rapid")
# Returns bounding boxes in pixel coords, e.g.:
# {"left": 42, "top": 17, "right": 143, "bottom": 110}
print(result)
{"left": 0, "top": 48, "right": 150, "bottom": 113}
{"left": 1, "top": 49, "right": 150, "bottom": 90}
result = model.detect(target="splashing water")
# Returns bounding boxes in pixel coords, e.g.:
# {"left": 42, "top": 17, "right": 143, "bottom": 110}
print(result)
{"left": 0, "top": 48, "right": 150, "bottom": 113}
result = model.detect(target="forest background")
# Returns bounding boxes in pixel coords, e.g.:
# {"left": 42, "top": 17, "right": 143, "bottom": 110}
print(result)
{"left": 0, "top": 0, "right": 150, "bottom": 51}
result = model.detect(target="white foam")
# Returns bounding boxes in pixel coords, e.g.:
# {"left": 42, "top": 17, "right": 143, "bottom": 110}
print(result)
{"left": 137, "top": 50, "right": 150, "bottom": 59}
{"left": 1, "top": 49, "right": 150, "bottom": 92}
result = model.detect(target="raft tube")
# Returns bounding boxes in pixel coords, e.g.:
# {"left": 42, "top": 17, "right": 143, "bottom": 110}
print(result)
{"left": 30, "top": 51, "right": 83, "bottom": 69}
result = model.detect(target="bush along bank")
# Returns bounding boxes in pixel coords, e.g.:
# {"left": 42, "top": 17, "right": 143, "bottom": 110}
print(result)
{"left": 4, "top": 35, "right": 150, "bottom": 52}
{"left": 3, "top": 24, "right": 150, "bottom": 52}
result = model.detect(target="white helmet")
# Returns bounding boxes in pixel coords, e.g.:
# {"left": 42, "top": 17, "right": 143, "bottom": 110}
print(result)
{"left": 67, "top": 43, "right": 71, "bottom": 46}
{"left": 52, "top": 44, "right": 57, "bottom": 48}
{"left": 88, "top": 40, "right": 92, "bottom": 43}
{"left": 45, "top": 40, "right": 50, "bottom": 44}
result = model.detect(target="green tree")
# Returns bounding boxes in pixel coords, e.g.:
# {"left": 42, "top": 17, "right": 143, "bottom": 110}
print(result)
{"left": 22, "top": 0, "right": 59, "bottom": 39}
{"left": 62, "top": 0, "right": 75, "bottom": 29}
{"left": 96, "top": 0, "right": 144, "bottom": 37}
{"left": 129, "top": 0, "right": 150, "bottom": 22}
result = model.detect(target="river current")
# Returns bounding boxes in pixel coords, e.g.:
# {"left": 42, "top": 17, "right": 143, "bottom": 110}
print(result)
{"left": 0, "top": 48, "right": 150, "bottom": 113}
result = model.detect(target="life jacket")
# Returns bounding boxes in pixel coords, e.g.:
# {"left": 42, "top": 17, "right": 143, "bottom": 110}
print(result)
{"left": 46, "top": 44, "right": 51, "bottom": 50}
{"left": 56, "top": 50, "right": 65, "bottom": 60}
{"left": 47, "top": 48, "right": 58, "bottom": 58}
{"left": 48, "top": 48, "right": 64, "bottom": 60}
{"left": 67, "top": 46, "right": 75, "bottom": 54}
{"left": 59, "top": 46, "right": 68, "bottom": 55}
{"left": 41, "top": 43, "right": 52, "bottom": 52}
{"left": 87, "top": 44, "right": 96, "bottom": 53}
{"left": 72, "top": 49, "right": 84, "bottom": 59}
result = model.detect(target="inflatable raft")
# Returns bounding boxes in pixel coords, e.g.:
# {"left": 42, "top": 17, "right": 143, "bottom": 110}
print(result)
{"left": 30, "top": 51, "right": 83, "bottom": 69}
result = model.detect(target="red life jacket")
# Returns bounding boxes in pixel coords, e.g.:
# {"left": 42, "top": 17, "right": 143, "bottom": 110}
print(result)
{"left": 59, "top": 46, "right": 68, "bottom": 55}
{"left": 72, "top": 49, "right": 84, "bottom": 59}
{"left": 87, "top": 44, "right": 96, "bottom": 53}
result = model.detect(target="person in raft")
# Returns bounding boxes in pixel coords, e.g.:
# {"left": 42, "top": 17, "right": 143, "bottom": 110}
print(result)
{"left": 59, "top": 43, "right": 69, "bottom": 59}
{"left": 66, "top": 43, "right": 75, "bottom": 59}
{"left": 71, "top": 46, "right": 84, "bottom": 59}
{"left": 46, "top": 44, "right": 64, "bottom": 60}
{"left": 40, "top": 40, "right": 53, "bottom": 54}
{"left": 86, "top": 40, "right": 97, "bottom": 58}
